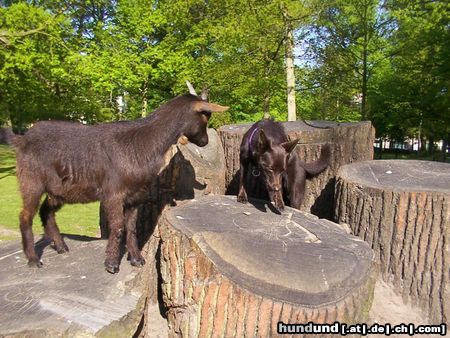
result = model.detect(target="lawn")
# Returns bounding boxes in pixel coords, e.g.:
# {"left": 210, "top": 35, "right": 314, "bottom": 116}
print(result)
{"left": 0, "top": 145, "right": 99, "bottom": 241}
{"left": 375, "top": 149, "right": 450, "bottom": 163}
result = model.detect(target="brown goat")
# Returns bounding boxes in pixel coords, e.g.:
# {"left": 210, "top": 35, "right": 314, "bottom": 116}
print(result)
{"left": 9, "top": 93, "right": 228, "bottom": 273}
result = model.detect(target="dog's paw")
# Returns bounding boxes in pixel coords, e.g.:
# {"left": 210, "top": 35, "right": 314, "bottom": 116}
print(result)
{"left": 237, "top": 193, "right": 248, "bottom": 204}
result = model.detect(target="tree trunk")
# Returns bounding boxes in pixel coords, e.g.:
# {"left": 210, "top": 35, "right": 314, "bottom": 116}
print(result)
{"left": 159, "top": 195, "right": 377, "bottom": 337}
{"left": 218, "top": 121, "right": 375, "bottom": 219}
{"left": 263, "top": 85, "right": 270, "bottom": 119}
{"left": 335, "top": 160, "right": 450, "bottom": 324}
{"left": 285, "top": 20, "right": 296, "bottom": 122}
{"left": 142, "top": 80, "right": 148, "bottom": 118}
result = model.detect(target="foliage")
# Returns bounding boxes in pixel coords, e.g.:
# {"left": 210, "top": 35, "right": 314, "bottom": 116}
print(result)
{"left": 0, "top": 0, "right": 448, "bottom": 148}
{"left": 369, "top": 0, "right": 450, "bottom": 142}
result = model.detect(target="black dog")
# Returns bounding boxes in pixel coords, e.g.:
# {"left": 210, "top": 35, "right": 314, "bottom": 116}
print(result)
{"left": 237, "top": 119, "right": 331, "bottom": 212}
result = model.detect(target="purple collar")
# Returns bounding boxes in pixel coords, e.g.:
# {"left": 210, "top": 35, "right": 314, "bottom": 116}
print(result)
{"left": 248, "top": 127, "right": 259, "bottom": 154}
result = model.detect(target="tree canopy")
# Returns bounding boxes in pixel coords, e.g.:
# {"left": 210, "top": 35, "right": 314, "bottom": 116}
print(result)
{"left": 0, "top": 0, "right": 448, "bottom": 144}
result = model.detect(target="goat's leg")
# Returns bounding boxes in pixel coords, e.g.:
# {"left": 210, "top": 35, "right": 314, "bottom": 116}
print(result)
{"left": 124, "top": 208, "right": 145, "bottom": 267}
{"left": 103, "top": 198, "right": 125, "bottom": 274}
{"left": 39, "top": 196, "right": 68, "bottom": 254}
{"left": 237, "top": 161, "right": 249, "bottom": 203}
{"left": 19, "top": 184, "right": 44, "bottom": 267}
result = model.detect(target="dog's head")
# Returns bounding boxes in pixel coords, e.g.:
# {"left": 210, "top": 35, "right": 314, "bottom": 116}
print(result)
{"left": 256, "top": 130, "right": 299, "bottom": 212}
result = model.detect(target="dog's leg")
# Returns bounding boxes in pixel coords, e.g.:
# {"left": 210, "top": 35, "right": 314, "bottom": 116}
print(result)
{"left": 124, "top": 207, "right": 145, "bottom": 267}
{"left": 289, "top": 168, "right": 307, "bottom": 209}
{"left": 237, "top": 161, "right": 249, "bottom": 203}
{"left": 103, "top": 196, "right": 125, "bottom": 273}
{"left": 40, "top": 195, "right": 69, "bottom": 254}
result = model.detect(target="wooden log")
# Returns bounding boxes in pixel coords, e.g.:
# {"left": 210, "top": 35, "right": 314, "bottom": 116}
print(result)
{"left": 218, "top": 121, "right": 374, "bottom": 219}
{"left": 136, "top": 128, "right": 226, "bottom": 335}
{"left": 0, "top": 237, "right": 146, "bottom": 337}
{"left": 334, "top": 160, "right": 450, "bottom": 324}
{"left": 159, "top": 195, "right": 377, "bottom": 337}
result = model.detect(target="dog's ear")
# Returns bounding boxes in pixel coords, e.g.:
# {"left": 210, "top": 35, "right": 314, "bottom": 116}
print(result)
{"left": 258, "top": 129, "right": 271, "bottom": 152}
{"left": 281, "top": 139, "right": 299, "bottom": 154}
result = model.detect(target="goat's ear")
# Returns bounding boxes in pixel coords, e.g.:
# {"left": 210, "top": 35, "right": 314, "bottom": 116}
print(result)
{"left": 258, "top": 129, "right": 271, "bottom": 152}
{"left": 193, "top": 101, "right": 229, "bottom": 113}
{"left": 281, "top": 139, "right": 299, "bottom": 154}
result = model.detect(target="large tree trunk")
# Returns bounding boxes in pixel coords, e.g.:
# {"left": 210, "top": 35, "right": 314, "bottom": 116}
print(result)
{"left": 159, "top": 195, "right": 377, "bottom": 337}
{"left": 335, "top": 160, "right": 450, "bottom": 324}
{"left": 218, "top": 121, "right": 375, "bottom": 219}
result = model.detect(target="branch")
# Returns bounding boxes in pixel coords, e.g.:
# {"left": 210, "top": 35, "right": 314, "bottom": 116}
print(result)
{"left": 0, "top": 27, "right": 46, "bottom": 46}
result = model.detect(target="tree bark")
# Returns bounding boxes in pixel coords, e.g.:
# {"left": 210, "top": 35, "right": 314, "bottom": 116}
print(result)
{"left": 285, "top": 19, "right": 296, "bottom": 122}
{"left": 218, "top": 121, "right": 375, "bottom": 219}
{"left": 334, "top": 160, "right": 450, "bottom": 324}
{"left": 159, "top": 195, "right": 377, "bottom": 337}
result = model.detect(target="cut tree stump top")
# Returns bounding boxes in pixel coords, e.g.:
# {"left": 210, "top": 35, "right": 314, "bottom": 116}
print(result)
{"left": 0, "top": 237, "right": 144, "bottom": 337}
{"left": 165, "top": 195, "right": 375, "bottom": 307}
{"left": 219, "top": 120, "right": 347, "bottom": 135}
{"left": 338, "top": 160, "right": 450, "bottom": 194}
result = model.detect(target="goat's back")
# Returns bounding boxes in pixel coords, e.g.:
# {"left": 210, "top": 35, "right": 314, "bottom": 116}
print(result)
{"left": 13, "top": 121, "right": 129, "bottom": 198}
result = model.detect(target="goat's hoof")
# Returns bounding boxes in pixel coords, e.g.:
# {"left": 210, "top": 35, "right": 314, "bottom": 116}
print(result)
{"left": 130, "top": 256, "right": 146, "bottom": 267}
{"left": 28, "top": 259, "right": 43, "bottom": 268}
{"left": 104, "top": 261, "right": 120, "bottom": 274}
{"left": 50, "top": 240, "right": 69, "bottom": 254}
{"left": 56, "top": 244, "right": 69, "bottom": 254}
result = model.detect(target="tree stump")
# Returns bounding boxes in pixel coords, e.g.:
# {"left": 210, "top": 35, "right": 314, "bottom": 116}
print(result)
{"left": 136, "top": 128, "right": 226, "bottom": 334}
{"left": 97, "top": 129, "right": 226, "bottom": 336}
{"left": 159, "top": 195, "right": 377, "bottom": 337}
{"left": 0, "top": 237, "right": 146, "bottom": 337}
{"left": 334, "top": 160, "right": 450, "bottom": 324}
{"left": 218, "top": 121, "right": 374, "bottom": 219}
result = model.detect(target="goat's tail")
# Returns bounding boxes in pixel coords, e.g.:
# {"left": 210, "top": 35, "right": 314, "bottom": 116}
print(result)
{"left": 0, "top": 127, "right": 23, "bottom": 147}
{"left": 300, "top": 144, "right": 332, "bottom": 176}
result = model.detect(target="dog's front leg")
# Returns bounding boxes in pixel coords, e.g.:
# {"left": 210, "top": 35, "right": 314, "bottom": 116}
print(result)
{"left": 237, "top": 161, "right": 248, "bottom": 203}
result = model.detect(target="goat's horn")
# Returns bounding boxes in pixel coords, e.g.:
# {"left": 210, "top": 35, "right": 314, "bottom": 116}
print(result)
{"left": 200, "top": 87, "right": 208, "bottom": 101}
{"left": 195, "top": 101, "right": 229, "bottom": 112}
{"left": 186, "top": 80, "right": 198, "bottom": 96}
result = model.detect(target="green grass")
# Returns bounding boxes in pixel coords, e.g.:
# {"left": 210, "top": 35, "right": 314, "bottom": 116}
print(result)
{"left": 0, "top": 144, "right": 99, "bottom": 241}
{"left": 375, "top": 148, "right": 450, "bottom": 163}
